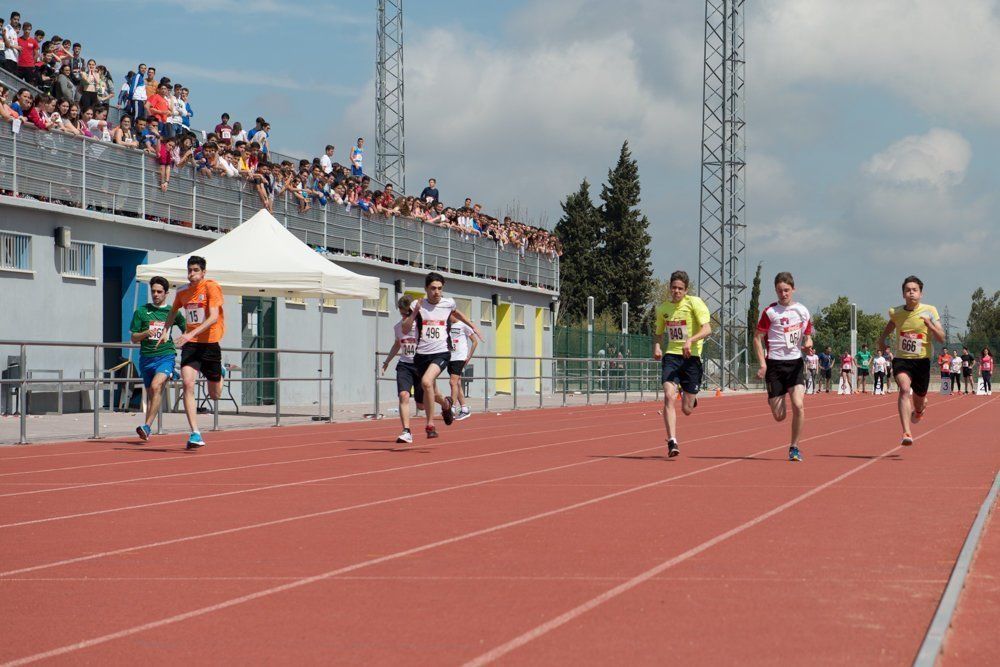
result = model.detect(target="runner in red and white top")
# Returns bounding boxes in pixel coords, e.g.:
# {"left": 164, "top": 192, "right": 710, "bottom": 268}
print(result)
{"left": 382, "top": 295, "right": 422, "bottom": 443}
{"left": 753, "top": 272, "right": 813, "bottom": 461}
{"left": 410, "top": 272, "right": 483, "bottom": 438}
{"left": 840, "top": 351, "right": 854, "bottom": 394}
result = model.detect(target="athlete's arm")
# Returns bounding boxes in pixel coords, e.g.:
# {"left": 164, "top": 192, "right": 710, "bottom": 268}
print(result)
{"left": 683, "top": 323, "right": 712, "bottom": 358}
{"left": 180, "top": 303, "right": 220, "bottom": 346}
{"left": 466, "top": 330, "right": 479, "bottom": 363}
{"left": 381, "top": 340, "right": 400, "bottom": 374}
{"left": 877, "top": 320, "right": 895, "bottom": 352}
{"left": 400, "top": 305, "right": 418, "bottom": 334}
{"left": 802, "top": 334, "right": 813, "bottom": 352}
{"left": 753, "top": 330, "right": 768, "bottom": 380}
{"left": 156, "top": 303, "right": 182, "bottom": 347}
{"left": 452, "top": 309, "right": 484, "bottom": 342}
{"left": 922, "top": 312, "right": 946, "bottom": 343}
{"left": 653, "top": 333, "right": 663, "bottom": 360}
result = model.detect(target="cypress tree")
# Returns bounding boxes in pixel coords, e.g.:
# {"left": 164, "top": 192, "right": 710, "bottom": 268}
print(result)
{"left": 599, "top": 141, "right": 654, "bottom": 327}
{"left": 746, "top": 262, "right": 763, "bottom": 344}
{"left": 553, "top": 179, "right": 602, "bottom": 323}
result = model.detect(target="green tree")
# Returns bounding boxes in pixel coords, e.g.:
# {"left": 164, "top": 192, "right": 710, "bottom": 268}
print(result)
{"left": 599, "top": 141, "right": 655, "bottom": 328}
{"left": 812, "top": 296, "right": 888, "bottom": 354}
{"left": 553, "top": 179, "right": 603, "bottom": 323}
{"left": 746, "top": 262, "right": 763, "bottom": 344}
{"left": 965, "top": 287, "right": 1000, "bottom": 350}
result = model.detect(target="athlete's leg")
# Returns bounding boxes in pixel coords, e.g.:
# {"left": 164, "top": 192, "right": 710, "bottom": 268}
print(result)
{"left": 681, "top": 391, "right": 698, "bottom": 416}
{"left": 662, "top": 381, "right": 679, "bottom": 441}
{"left": 398, "top": 391, "right": 411, "bottom": 430}
{"left": 896, "top": 372, "right": 914, "bottom": 434}
{"left": 421, "top": 364, "right": 446, "bottom": 426}
{"left": 180, "top": 365, "right": 200, "bottom": 432}
{"left": 144, "top": 373, "right": 167, "bottom": 427}
{"left": 768, "top": 394, "right": 788, "bottom": 422}
{"left": 788, "top": 384, "right": 806, "bottom": 445}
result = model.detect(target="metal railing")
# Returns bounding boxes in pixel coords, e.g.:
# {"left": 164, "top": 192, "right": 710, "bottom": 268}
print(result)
{"left": 374, "top": 353, "right": 664, "bottom": 415}
{"left": 0, "top": 122, "right": 559, "bottom": 290}
{"left": 0, "top": 340, "right": 335, "bottom": 444}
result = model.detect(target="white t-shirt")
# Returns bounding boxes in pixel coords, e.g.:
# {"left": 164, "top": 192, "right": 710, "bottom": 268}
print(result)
{"left": 414, "top": 297, "right": 455, "bottom": 356}
{"left": 950, "top": 356, "right": 963, "bottom": 374}
{"left": 3, "top": 24, "right": 18, "bottom": 62}
{"left": 806, "top": 353, "right": 819, "bottom": 370}
{"left": 756, "top": 302, "right": 813, "bottom": 361}
{"left": 449, "top": 322, "right": 474, "bottom": 362}
{"left": 320, "top": 154, "right": 333, "bottom": 174}
{"left": 393, "top": 321, "right": 417, "bottom": 364}
{"left": 872, "top": 356, "right": 889, "bottom": 374}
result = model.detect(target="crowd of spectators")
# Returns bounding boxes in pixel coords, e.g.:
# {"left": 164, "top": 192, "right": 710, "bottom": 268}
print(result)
{"left": 0, "top": 8, "right": 561, "bottom": 261}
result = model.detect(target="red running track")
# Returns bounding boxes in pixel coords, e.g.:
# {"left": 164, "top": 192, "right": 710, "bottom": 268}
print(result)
{"left": 0, "top": 392, "right": 997, "bottom": 665}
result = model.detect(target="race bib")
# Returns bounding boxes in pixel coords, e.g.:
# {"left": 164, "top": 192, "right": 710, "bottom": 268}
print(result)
{"left": 148, "top": 320, "right": 166, "bottom": 339}
{"left": 185, "top": 304, "right": 205, "bottom": 325}
{"left": 898, "top": 332, "right": 924, "bottom": 356}
{"left": 400, "top": 340, "right": 417, "bottom": 357}
{"left": 783, "top": 325, "right": 802, "bottom": 349}
{"left": 666, "top": 321, "right": 686, "bottom": 342}
{"left": 422, "top": 323, "right": 446, "bottom": 341}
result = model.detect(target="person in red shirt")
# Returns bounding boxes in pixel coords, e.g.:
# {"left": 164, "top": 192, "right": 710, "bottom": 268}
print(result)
{"left": 839, "top": 350, "right": 853, "bottom": 394}
{"left": 157, "top": 255, "right": 226, "bottom": 449}
{"left": 937, "top": 348, "right": 952, "bottom": 382}
{"left": 980, "top": 347, "right": 994, "bottom": 395}
{"left": 145, "top": 82, "right": 172, "bottom": 137}
{"left": 16, "top": 23, "right": 38, "bottom": 84}
{"left": 214, "top": 112, "right": 233, "bottom": 145}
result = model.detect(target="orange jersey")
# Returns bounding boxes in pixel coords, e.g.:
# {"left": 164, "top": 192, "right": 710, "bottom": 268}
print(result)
{"left": 174, "top": 279, "right": 225, "bottom": 343}
{"left": 937, "top": 354, "right": 952, "bottom": 372}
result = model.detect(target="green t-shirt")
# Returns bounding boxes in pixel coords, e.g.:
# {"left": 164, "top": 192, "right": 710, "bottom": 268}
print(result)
{"left": 855, "top": 350, "right": 872, "bottom": 370}
{"left": 130, "top": 304, "right": 186, "bottom": 358}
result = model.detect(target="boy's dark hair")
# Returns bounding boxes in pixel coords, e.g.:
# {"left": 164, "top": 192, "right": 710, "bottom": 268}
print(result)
{"left": 187, "top": 255, "right": 207, "bottom": 271}
{"left": 150, "top": 276, "right": 169, "bottom": 292}
{"left": 221, "top": 112, "right": 230, "bottom": 120}
{"left": 669, "top": 270, "right": 689, "bottom": 288}
{"left": 902, "top": 275, "right": 923, "bottom": 291}
{"left": 774, "top": 271, "right": 794, "bottom": 287}
{"left": 397, "top": 294, "right": 412, "bottom": 311}
{"left": 425, "top": 271, "right": 445, "bottom": 287}
{"left": 325, "top": 144, "right": 334, "bottom": 151}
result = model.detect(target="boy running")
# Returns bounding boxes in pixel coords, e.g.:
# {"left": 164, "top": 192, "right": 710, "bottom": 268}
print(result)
{"left": 130, "top": 276, "right": 186, "bottom": 441}
{"left": 878, "top": 275, "right": 945, "bottom": 446}
{"left": 381, "top": 295, "right": 422, "bottom": 444}
{"left": 448, "top": 313, "right": 479, "bottom": 421}
{"left": 653, "top": 270, "right": 712, "bottom": 457}
{"left": 157, "top": 255, "right": 225, "bottom": 449}
{"left": 855, "top": 344, "right": 872, "bottom": 393}
{"left": 839, "top": 350, "right": 854, "bottom": 393}
{"left": 754, "top": 272, "right": 813, "bottom": 462}
{"left": 410, "top": 272, "right": 483, "bottom": 438}
{"left": 818, "top": 346, "right": 834, "bottom": 393}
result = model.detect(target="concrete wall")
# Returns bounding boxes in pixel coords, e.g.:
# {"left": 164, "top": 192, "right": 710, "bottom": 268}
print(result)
{"left": 1, "top": 199, "right": 555, "bottom": 411}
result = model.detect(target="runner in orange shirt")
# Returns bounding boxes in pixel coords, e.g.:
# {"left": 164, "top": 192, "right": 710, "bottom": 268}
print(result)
{"left": 158, "top": 255, "right": 225, "bottom": 449}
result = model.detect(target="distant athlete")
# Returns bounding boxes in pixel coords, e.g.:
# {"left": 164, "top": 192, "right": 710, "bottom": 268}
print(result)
{"left": 805, "top": 347, "right": 819, "bottom": 393}
{"left": 950, "top": 353, "right": 963, "bottom": 395}
{"left": 960, "top": 347, "right": 975, "bottom": 394}
{"left": 653, "top": 270, "right": 712, "bottom": 457}
{"left": 871, "top": 349, "right": 888, "bottom": 394}
{"left": 409, "top": 272, "right": 483, "bottom": 438}
{"left": 158, "top": 255, "right": 225, "bottom": 449}
{"left": 754, "top": 272, "right": 813, "bottom": 462}
{"left": 884, "top": 347, "right": 895, "bottom": 393}
{"left": 937, "top": 348, "right": 952, "bottom": 391}
{"left": 818, "top": 346, "right": 834, "bottom": 393}
{"left": 448, "top": 313, "right": 479, "bottom": 421}
{"left": 382, "top": 295, "right": 422, "bottom": 444}
{"left": 130, "top": 276, "right": 186, "bottom": 442}
{"left": 980, "top": 348, "right": 993, "bottom": 395}
{"left": 878, "top": 275, "right": 945, "bottom": 446}
{"left": 839, "top": 350, "right": 853, "bottom": 393}
{"left": 855, "top": 344, "right": 872, "bottom": 393}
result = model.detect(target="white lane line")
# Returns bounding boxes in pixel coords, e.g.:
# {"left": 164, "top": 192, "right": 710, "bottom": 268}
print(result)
{"left": 464, "top": 398, "right": 991, "bottom": 666}
{"left": 0, "top": 404, "right": 902, "bottom": 665}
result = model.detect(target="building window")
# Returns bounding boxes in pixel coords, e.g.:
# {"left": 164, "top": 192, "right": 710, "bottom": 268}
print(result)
{"left": 285, "top": 297, "right": 306, "bottom": 306}
{"left": 514, "top": 305, "right": 525, "bottom": 328}
{"left": 363, "top": 287, "right": 390, "bottom": 314}
{"left": 543, "top": 307, "right": 552, "bottom": 330}
{"left": 63, "top": 241, "right": 95, "bottom": 278}
{"left": 322, "top": 297, "right": 338, "bottom": 310}
{"left": 455, "top": 297, "right": 472, "bottom": 319}
{"left": 480, "top": 298, "right": 493, "bottom": 324}
{"left": 0, "top": 232, "right": 31, "bottom": 271}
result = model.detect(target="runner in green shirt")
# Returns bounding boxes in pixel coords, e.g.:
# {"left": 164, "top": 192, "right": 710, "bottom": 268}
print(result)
{"left": 855, "top": 343, "right": 873, "bottom": 394}
{"left": 130, "top": 276, "right": 186, "bottom": 442}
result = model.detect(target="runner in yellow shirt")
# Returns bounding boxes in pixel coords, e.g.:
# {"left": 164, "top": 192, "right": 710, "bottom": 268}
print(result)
{"left": 878, "top": 275, "right": 945, "bottom": 447}
{"left": 653, "top": 270, "right": 712, "bottom": 457}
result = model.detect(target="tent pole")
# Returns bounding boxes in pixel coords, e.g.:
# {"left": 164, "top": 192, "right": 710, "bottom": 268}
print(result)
{"left": 315, "top": 297, "right": 325, "bottom": 421}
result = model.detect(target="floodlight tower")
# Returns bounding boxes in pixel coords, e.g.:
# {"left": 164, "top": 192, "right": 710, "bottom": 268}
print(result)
{"left": 376, "top": 0, "right": 405, "bottom": 192}
{"left": 697, "top": 0, "right": 748, "bottom": 389}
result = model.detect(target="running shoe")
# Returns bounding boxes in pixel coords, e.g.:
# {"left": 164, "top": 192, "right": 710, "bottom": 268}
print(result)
{"left": 396, "top": 429, "right": 413, "bottom": 444}
{"left": 186, "top": 432, "right": 206, "bottom": 449}
{"left": 788, "top": 445, "right": 802, "bottom": 462}
{"left": 901, "top": 433, "right": 914, "bottom": 447}
{"left": 455, "top": 406, "right": 472, "bottom": 421}
{"left": 667, "top": 439, "right": 680, "bottom": 458}
{"left": 425, "top": 425, "right": 439, "bottom": 439}
{"left": 911, "top": 409, "right": 925, "bottom": 424}
{"left": 442, "top": 398, "right": 455, "bottom": 426}
{"left": 135, "top": 424, "right": 151, "bottom": 442}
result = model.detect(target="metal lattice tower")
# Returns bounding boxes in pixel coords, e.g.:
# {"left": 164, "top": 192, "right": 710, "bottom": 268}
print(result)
{"left": 942, "top": 305, "right": 954, "bottom": 346}
{"left": 697, "top": 0, "right": 747, "bottom": 389}
{"left": 376, "top": 0, "right": 405, "bottom": 192}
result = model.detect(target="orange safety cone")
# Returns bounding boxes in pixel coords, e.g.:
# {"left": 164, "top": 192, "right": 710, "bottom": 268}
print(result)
{"left": 715, "top": 388, "right": 722, "bottom": 398}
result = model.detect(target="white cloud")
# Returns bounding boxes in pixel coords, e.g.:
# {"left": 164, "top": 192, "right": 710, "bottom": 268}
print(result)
{"left": 863, "top": 129, "right": 972, "bottom": 187}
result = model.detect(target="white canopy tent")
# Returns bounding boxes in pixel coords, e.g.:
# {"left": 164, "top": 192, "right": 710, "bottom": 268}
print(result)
{"left": 134, "top": 209, "right": 380, "bottom": 419}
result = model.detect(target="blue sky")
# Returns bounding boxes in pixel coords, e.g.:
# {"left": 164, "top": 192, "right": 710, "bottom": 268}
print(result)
{"left": 22, "top": 0, "right": 1000, "bottom": 331}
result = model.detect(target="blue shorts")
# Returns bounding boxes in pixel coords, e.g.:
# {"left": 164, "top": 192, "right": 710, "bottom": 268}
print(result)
{"left": 351, "top": 165, "right": 363, "bottom": 177}
{"left": 139, "top": 354, "right": 176, "bottom": 388}
{"left": 661, "top": 354, "right": 703, "bottom": 395}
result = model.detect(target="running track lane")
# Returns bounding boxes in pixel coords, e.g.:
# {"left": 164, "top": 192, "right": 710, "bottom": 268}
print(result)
{"left": 940, "top": 470, "right": 1000, "bottom": 666}
{"left": 1, "top": 394, "right": 994, "bottom": 664}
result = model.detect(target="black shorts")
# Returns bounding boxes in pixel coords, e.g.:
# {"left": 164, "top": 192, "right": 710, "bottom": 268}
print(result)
{"left": 858, "top": 368, "right": 869, "bottom": 377}
{"left": 661, "top": 354, "right": 703, "bottom": 395}
{"left": 764, "top": 358, "right": 805, "bottom": 399}
{"left": 893, "top": 358, "right": 931, "bottom": 396}
{"left": 413, "top": 352, "right": 450, "bottom": 379}
{"left": 180, "top": 343, "right": 222, "bottom": 382}
{"left": 821, "top": 368, "right": 832, "bottom": 379}
{"left": 395, "top": 361, "right": 424, "bottom": 404}
{"left": 962, "top": 368, "right": 973, "bottom": 377}
{"left": 448, "top": 359, "right": 466, "bottom": 376}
